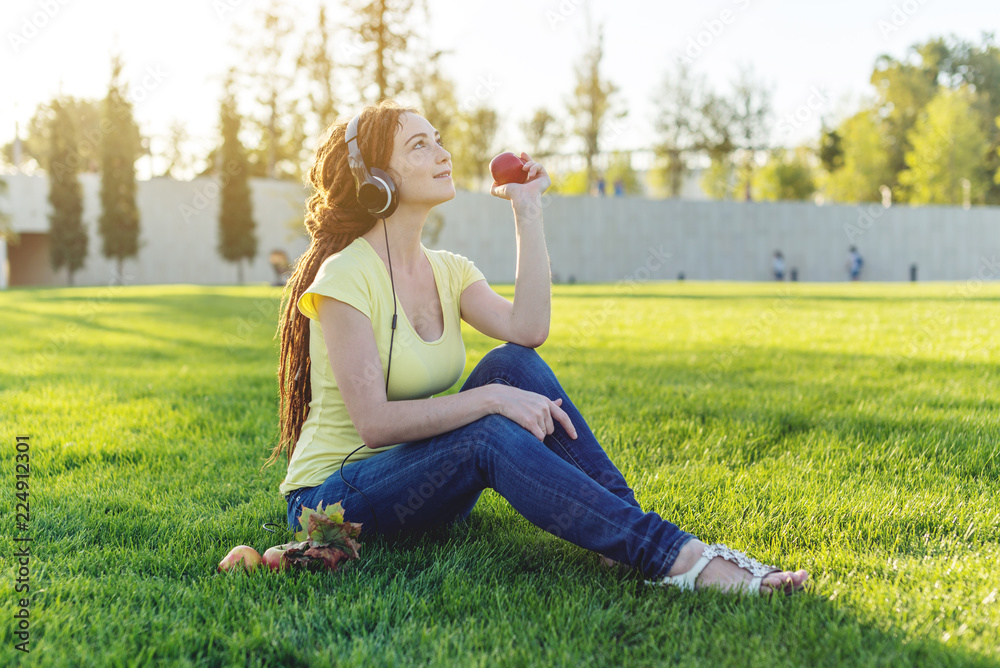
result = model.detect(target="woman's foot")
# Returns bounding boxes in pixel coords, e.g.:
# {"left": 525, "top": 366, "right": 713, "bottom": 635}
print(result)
{"left": 663, "top": 538, "right": 809, "bottom": 595}
{"left": 598, "top": 554, "right": 620, "bottom": 569}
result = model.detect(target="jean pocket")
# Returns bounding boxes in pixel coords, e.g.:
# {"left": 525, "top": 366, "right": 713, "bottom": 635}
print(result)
{"left": 286, "top": 488, "right": 310, "bottom": 532}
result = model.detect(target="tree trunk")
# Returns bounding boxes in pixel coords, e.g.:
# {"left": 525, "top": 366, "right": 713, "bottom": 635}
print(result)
{"left": 268, "top": 100, "right": 277, "bottom": 179}
{"left": 376, "top": 0, "right": 387, "bottom": 101}
{"left": 237, "top": 260, "right": 244, "bottom": 285}
{"left": 744, "top": 160, "right": 753, "bottom": 202}
{"left": 669, "top": 150, "right": 683, "bottom": 198}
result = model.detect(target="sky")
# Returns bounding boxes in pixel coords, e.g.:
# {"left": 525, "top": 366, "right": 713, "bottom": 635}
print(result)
{"left": 2, "top": 0, "right": 999, "bottom": 179}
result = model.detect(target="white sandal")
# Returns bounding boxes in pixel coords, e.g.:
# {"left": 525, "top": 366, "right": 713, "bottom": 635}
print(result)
{"left": 648, "top": 543, "right": 793, "bottom": 596}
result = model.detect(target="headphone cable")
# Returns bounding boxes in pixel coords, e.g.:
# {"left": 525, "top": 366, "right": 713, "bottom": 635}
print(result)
{"left": 338, "top": 217, "right": 396, "bottom": 535}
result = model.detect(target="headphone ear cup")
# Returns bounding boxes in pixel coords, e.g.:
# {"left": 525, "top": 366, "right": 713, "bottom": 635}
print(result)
{"left": 357, "top": 180, "right": 385, "bottom": 213}
{"left": 368, "top": 168, "right": 398, "bottom": 218}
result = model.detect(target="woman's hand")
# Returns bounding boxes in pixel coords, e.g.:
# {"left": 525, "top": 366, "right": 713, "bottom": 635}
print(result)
{"left": 490, "top": 152, "right": 551, "bottom": 212}
{"left": 488, "top": 384, "right": 578, "bottom": 442}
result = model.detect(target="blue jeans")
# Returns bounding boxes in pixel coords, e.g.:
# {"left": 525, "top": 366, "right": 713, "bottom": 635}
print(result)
{"left": 285, "top": 343, "right": 695, "bottom": 580}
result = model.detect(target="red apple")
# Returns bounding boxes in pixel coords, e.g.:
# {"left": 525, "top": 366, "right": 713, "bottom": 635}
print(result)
{"left": 262, "top": 544, "right": 292, "bottom": 571}
{"left": 489, "top": 152, "right": 528, "bottom": 186}
{"left": 217, "top": 545, "right": 262, "bottom": 573}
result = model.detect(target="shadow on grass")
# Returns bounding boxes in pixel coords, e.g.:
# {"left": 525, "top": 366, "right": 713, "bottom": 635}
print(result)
{"left": 520, "top": 343, "right": 1000, "bottom": 479}
{"left": 256, "top": 508, "right": 996, "bottom": 666}
{"left": 10, "top": 288, "right": 998, "bottom": 664}
{"left": 2, "top": 292, "right": 285, "bottom": 372}
{"left": 3, "top": 290, "right": 283, "bottom": 324}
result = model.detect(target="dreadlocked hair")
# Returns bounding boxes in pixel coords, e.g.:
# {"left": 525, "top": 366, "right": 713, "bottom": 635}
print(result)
{"left": 262, "top": 99, "right": 417, "bottom": 473}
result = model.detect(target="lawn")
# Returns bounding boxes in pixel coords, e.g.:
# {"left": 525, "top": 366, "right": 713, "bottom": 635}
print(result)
{"left": 2, "top": 281, "right": 998, "bottom": 667}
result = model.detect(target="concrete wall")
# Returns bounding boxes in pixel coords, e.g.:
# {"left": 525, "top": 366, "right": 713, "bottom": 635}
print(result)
{"left": 2, "top": 173, "right": 999, "bottom": 286}
{"left": 433, "top": 193, "right": 1000, "bottom": 283}
{"left": 2, "top": 173, "right": 312, "bottom": 287}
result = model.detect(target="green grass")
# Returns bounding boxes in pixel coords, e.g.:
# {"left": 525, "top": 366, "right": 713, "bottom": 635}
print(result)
{"left": 2, "top": 281, "right": 999, "bottom": 667}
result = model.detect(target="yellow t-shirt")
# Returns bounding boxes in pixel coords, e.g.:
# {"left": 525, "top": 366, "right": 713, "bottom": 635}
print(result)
{"left": 278, "top": 236, "right": 487, "bottom": 497}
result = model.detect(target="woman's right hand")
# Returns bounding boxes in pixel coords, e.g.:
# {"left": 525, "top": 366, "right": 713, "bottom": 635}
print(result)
{"left": 487, "top": 384, "right": 578, "bottom": 442}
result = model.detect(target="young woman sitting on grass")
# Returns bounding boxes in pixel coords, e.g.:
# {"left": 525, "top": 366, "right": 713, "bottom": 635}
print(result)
{"left": 263, "top": 100, "right": 809, "bottom": 596}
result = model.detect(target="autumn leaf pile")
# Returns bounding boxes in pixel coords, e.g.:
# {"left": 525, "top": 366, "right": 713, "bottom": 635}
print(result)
{"left": 282, "top": 501, "right": 363, "bottom": 573}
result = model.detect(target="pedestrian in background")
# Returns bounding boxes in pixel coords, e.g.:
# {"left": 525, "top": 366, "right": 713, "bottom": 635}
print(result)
{"left": 847, "top": 246, "right": 863, "bottom": 281}
{"left": 772, "top": 250, "right": 785, "bottom": 281}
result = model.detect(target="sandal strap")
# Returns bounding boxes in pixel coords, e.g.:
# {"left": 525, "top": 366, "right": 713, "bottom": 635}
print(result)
{"left": 701, "top": 543, "right": 779, "bottom": 579}
{"left": 656, "top": 543, "right": 781, "bottom": 595}
{"left": 658, "top": 553, "right": 712, "bottom": 591}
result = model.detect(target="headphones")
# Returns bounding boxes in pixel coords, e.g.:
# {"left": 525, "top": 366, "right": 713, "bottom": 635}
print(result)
{"left": 345, "top": 113, "right": 399, "bottom": 218}
{"left": 337, "top": 112, "right": 401, "bottom": 535}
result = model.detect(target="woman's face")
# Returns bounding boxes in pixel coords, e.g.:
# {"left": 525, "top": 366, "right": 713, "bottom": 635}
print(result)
{"left": 387, "top": 112, "right": 454, "bottom": 208}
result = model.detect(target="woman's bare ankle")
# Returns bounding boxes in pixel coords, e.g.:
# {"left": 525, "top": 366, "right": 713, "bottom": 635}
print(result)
{"left": 666, "top": 538, "right": 707, "bottom": 577}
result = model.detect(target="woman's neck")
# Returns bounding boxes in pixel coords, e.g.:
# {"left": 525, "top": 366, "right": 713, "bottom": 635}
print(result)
{"left": 362, "top": 205, "right": 429, "bottom": 274}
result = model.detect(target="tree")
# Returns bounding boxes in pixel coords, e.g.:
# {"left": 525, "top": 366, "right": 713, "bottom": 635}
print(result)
{"left": 450, "top": 104, "right": 499, "bottom": 191}
{"left": 218, "top": 72, "right": 258, "bottom": 284}
{"left": 818, "top": 126, "right": 844, "bottom": 174}
{"left": 282, "top": 107, "right": 309, "bottom": 182}
{"left": 238, "top": 0, "right": 302, "bottom": 179}
{"left": 697, "top": 90, "right": 736, "bottom": 160}
{"left": 728, "top": 65, "right": 773, "bottom": 201}
{"left": 693, "top": 76, "right": 771, "bottom": 202}
{"left": 98, "top": 53, "right": 142, "bottom": 283}
{"left": 0, "top": 178, "right": 14, "bottom": 243}
{"left": 695, "top": 86, "right": 737, "bottom": 200}
{"left": 4, "top": 98, "right": 102, "bottom": 173}
{"left": 347, "top": 0, "right": 418, "bottom": 103}
{"left": 159, "top": 119, "right": 191, "bottom": 179}
{"left": 869, "top": 48, "right": 941, "bottom": 191}
{"left": 605, "top": 152, "right": 643, "bottom": 195}
{"left": 520, "top": 108, "right": 562, "bottom": 160}
{"left": 297, "top": 4, "right": 339, "bottom": 135}
{"left": 858, "top": 35, "right": 1000, "bottom": 201}
{"left": 819, "top": 34, "right": 1000, "bottom": 203}
{"left": 48, "top": 97, "right": 88, "bottom": 285}
{"left": 934, "top": 33, "right": 1000, "bottom": 203}
{"left": 700, "top": 158, "right": 737, "bottom": 200}
{"left": 548, "top": 169, "right": 589, "bottom": 196}
{"left": 823, "top": 107, "right": 894, "bottom": 203}
{"left": 898, "top": 87, "right": 990, "bottom": 205}
{"left": 566, "top": 23, "right": 624, "bottom": 194}
{"left": 996, "top": 116, "right": 1000, "bottom": 186}
{"left": 651, "top": 61, "right": 703, "bottom": 198}
{"left": 411, "top": 50, "right": 459, "bottom": 141}
{"left": 752, "top": 148, "right": 817, "bottom": 201}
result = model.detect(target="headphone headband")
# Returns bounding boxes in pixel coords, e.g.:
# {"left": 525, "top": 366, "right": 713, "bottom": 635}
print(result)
{"left": 345, "top": 114, "right": 369, "bottom": 194}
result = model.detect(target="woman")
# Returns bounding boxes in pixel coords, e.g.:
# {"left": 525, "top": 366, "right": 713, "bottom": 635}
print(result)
{"left": 263, "top": 100, "right": 809, "bottom": 595}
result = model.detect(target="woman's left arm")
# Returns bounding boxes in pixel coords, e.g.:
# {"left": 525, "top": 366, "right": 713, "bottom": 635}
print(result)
{"left": 492, "top": 154, "right": 552, "bottom": 345}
